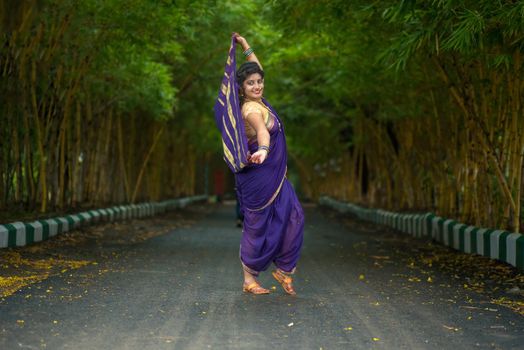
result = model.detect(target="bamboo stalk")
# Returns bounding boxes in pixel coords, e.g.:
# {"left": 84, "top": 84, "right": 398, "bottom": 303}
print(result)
{"left": 432, "top": 57, "right": 517, "bottom": 226}
{"left": 131, "top": 126, "right": 165, "bottom": 203}
{"left": 117, "top": 113, "right": 130, "bottom": 202}
{"left": 58, "top": 110, "right": 68, "bottom": 209}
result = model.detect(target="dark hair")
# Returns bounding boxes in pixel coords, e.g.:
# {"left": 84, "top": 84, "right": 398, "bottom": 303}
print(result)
{"left": 236, "top": 62, "right": 264, "bottom": 87}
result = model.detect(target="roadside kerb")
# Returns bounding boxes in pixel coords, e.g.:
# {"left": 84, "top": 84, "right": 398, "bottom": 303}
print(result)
{"left": 0, "top": 195, "right": 208, "bottom": 249}
{"left": 319, "top": 196, "right": 524, "bottom": 270}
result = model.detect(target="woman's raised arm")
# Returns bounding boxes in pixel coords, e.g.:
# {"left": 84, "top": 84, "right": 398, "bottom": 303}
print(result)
{"left": 233, "top": 33, "right": 263, "bottom": 70}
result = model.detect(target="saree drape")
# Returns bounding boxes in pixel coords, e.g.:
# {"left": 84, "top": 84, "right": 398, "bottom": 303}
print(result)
{"left": 213, "top": 36, "right": 249, "bottom": 173}
{"left": 214, "top": 35, "right": 304, "bottom": 275}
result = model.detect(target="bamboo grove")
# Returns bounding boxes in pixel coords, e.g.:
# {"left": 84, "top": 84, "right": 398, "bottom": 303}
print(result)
{"left": 0, "top": 0, "right": 254, "bottom": 213}
{"left": 267, "top": 0, "right": 524, "bottom": 233}
{"left": 2, "top": 0, "right": 524, "bottom": 234}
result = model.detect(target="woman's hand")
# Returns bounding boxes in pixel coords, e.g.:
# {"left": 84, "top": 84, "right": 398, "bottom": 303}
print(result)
{"left": 248, "top": 149, "right": 268, "bottom": 164}
{"left": 232, "top": 32, "right": 248, "bottom": 48}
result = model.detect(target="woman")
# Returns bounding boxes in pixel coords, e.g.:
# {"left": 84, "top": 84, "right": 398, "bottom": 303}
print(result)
{"left": 214, "top": 33, "right": 304, "bottom": 295}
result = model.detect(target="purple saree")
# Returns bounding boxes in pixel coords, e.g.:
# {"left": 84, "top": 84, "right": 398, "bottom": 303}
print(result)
{"left": 214, "top": 36, "right": 304, "bottom": 275}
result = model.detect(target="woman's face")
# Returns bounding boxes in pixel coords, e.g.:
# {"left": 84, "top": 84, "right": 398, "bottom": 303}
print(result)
{"left": 242, "top": 73, "right": 264, "bottom": 100}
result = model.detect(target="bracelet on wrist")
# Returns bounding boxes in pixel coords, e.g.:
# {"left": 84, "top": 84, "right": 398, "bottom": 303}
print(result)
{"left": 243, "top": 47, "right": 254, "bottom": 57}
{"left": 258, "top": 145, "right": 270, "bottom": 154}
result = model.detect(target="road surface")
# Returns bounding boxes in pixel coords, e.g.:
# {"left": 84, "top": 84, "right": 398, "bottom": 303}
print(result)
{"left": 1, "top": 202, "right": 523, "bottom": 349}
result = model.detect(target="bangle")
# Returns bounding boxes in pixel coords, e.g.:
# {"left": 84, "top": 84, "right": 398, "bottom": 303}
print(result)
{"left": 258, "top": 145, "right": 269, "bottom": 154}
{"left": 243, "top": 47, "right": 254, "bottom": 57}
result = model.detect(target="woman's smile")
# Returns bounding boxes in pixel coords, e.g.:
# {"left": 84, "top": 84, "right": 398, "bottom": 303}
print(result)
{"left": 242, "top": 73, "right": 264, "bottom": 100}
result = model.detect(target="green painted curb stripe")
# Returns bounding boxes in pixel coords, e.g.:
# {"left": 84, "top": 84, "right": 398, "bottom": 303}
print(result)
{"left": 78, "top": 212, "right": 91, "bottom": 223}
{"left": 0, "top": 222, "right": 26, "bottom": 247}
{"left": 37, "top": 220, "right": 50, "bottom": 240}
{"left": 380, "top": 211, "right": 385, "bottom": 225}
{"left": 489, "top": 230, "right": 505, "bottom": 260}
{"left": 470, "top": 227, "right": 479, "bottom": 254}
{"left": 106, "top": 208, "right": 115, "bottom": 221}
{"left": 88, "top": 210, "right": 101, "bottom": 222}
{"left": 442, "top": 219, "right": 456, "bottom": 246}
{"left": 93, "top": 209, "right": 105, "bottom": 221}
{"left": 457, "top": 224, "right": 467, "bottom": 251}
{"left": 31, "top": 222, "right": 44, "bottom": 242}
{"left": 11, "top": 222, "right": 26, "bottom": 246}
{"left": 498, "top": 231, "right": 510, "bottom": 262}
{"left": 516, "top": 236, "right": 524, "bottom": 269}
{"left": 110, "top": 207, "right": 118, "bottom": 219}
{"left": 506, "top": 233, "right": 521, "bottom": 266}
{"left": 118, "top": 206, "right": 127, "bottom": 219}
{"left": 437, "top": 218, "right": 445, "bottom": 243}
{"left": 425, "top": 214, "right": 435, "bottom": 237}
{"left": 453, "top": 224, "right": 468, "bottom": 252}
{"left": 421, "top": 215, "right": 426, "bottom": 236}
{"left": 65, "top": 216, "right": 76, "bottom": 228}
{"left": 452, "top": 223, "right": 466, "bottom": 250}
{"left": 431, "top": 217, "right": 441, "bottom": 241}
{"left": 113, "top": 207, "right": 122, "bottom": 219}
{"left": 24, "top": 222, "right": 36, "bottom": 244}
{"left": 412, "top": 215, "right": 418, "bottom": 236}
{"left": 56, "top": 218, "right": 69, "bottom": 233}
{"left": 45, "top": 219, "right": 59, "bottom": 237}
{"left": 148, "top": 203, "right": 154, "bottom": 216}
{"left": 416, "top": 216, "right": 423, "bottom": 237}
{"left": 411, "top": 215, "right": 417, "bottom": 236}
{"left": 464, "top": 226, "right": 476, "bottom": 253}
{"left": 3, "top": 223, "right": 18, "bottom": 247}
{"left": 71, "top": 214, "right": 83, "bottom": 225}
{"left": 117, "top": 206, "right": 124, "bottom": 219}
{"left": 0, "top": 225, "right": 8, "bottom": 248}
{"left": 476, "top": 229, "right": 493, "bottom": 257}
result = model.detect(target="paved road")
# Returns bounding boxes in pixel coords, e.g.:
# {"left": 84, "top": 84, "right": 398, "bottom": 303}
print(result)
{"left": 1, "top": 203, "right": 523, "bottom": 349}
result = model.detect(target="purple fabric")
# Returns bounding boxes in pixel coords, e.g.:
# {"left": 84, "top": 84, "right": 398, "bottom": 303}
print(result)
{"left": 235, "top": 101, "right": 304, "bottom": 275}
{"left": 213, "top": 36, "right": 250, "bottom": 173}
{"left": 240, "top": 179, "right": 305, "bottom": 275}
{"left": 214, "top": 36, "right": 305, "bottom": 275}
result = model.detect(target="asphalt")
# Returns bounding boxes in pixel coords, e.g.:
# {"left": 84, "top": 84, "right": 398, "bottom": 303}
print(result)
{"left": 1, "top": 202, "right": 523, "bottom": 349}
